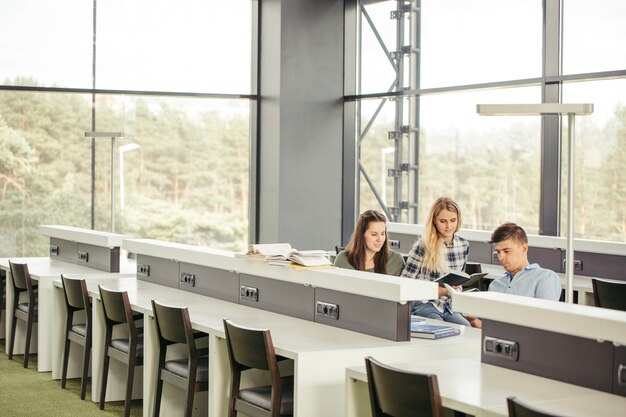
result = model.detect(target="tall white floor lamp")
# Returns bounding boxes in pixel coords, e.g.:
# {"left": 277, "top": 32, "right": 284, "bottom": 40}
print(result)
{"left": 476, "top": 103, "right": 594, "bottom": 303}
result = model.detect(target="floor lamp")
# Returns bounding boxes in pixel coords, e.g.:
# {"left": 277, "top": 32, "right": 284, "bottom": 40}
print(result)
{"left": 85, "top": 131, "right": 133, "bottom": 233}
{"left": 476, "top": 103, "right": 594, "bottom": 303}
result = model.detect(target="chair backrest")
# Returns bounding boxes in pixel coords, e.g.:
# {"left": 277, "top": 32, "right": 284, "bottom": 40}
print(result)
{"left": 98, "top": 285, "right": 134, "bottom": 326}
{"left": 592, "top": 278, "right": 626, "bottom": 311}
{"left": 365, "top": 356, "right": 444, "bottom": 417}
{"left": 8, "top": 260, "right": 33, "bottom": 292}
{"left": 61, "top": 275, "right": 87, "bottom": 310}
{"left": 223, "top": 318, "right": 277, "bottom": 373}
{"left": 151, "top": 299, "right": 195, "bottom": 347}
{"left": 507, "top": 396, "right": 563, "bottom": 417}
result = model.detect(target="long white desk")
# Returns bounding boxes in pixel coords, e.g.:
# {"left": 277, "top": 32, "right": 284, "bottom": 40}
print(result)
{"left": 346, "top": 357, "right": 626, "bottom": 417}
{"left": 53, "top": 277, "right": 481, "bottom": 417}
{"left": 1, "top": 256, "right": 136, "bottom": 372}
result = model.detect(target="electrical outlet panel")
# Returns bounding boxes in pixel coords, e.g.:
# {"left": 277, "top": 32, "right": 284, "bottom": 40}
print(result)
{"left": 483, "top": 336, "right": 519, "bottom": 361}
{"left": 137, "top": 264, "right": 150, "bottom": 277}
{"left": 180, "top": 272, "right": 196, "bottom": 287}
{"left": 315, "top": 301, "right": 339, "bottom": 320}
{"left": 562, "top": 259, "right": 583, "bottom": 272}
{"left": 77, "top": 250, "right": 89, "bottom": 262}
{"left": 240, "top": 285, "right": 259, "bottom": 302}
{"left": 389, "top": 239, "right": 400, "bottom": 249}
{"left": 50, "top": 245, "right": 59, "bottom": 256}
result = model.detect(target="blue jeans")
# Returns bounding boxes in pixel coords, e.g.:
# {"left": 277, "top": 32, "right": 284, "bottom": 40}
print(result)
{"left": 411, "top": 301, "right": 471, "bottom": 326}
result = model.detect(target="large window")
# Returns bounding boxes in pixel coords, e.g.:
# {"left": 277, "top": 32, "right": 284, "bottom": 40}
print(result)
{"left": 0, "top": 1, "right": 254, "bottom": 257}
{"left": 351, "top": 0, "right": 626, "bottom": 242}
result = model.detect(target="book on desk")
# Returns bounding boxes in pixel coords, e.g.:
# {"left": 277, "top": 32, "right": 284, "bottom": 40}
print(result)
{"left": 410, "top": 319, "right": 460, "bottom": 340}
{"left": 236, "top": 243, "right": 332, "bottom": 267}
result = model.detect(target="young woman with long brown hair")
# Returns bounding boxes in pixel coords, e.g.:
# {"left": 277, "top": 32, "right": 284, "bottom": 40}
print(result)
{"left": 334, "top": 210, "right": 405, "bottom": 276}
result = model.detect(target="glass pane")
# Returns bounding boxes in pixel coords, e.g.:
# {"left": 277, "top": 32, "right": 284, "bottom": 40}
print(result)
{"left": 97, "top": 0, "right": 252, "bottom": 94}
{"left": 421, "top": 0, "right": 542, "bottom": 87}
{"left": 0, "top": 91, "right": 92, "bottom": 257}
{"left": 0, "top": 0, "right": 93, "bottom": 88}
{"left": 419, "top": 87, "right": 542, "bottom": 232}
{"left": 359, "top": 1, "right": 399, "bottom": 94}
{"left": 94, "top": 95, "right": 250, "bottom": 251}
{"left": 563, "top": 0, "right": 626, "bottom": 74}
{"left": 359, "top": 0, "right": 542, "bottom": 93}
{"left": 561, "top": 78, "right": 626, "bottom": 242}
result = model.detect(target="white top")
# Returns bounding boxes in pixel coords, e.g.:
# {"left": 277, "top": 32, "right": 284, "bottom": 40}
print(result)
{"left": 451, "top": 291, "right": 626, "bottom": 345}
{"left": 39, "top": 225, "right": 127, "bottom": 248}
{"left": 122, "top": 238, "right": 438, "bottom": 303}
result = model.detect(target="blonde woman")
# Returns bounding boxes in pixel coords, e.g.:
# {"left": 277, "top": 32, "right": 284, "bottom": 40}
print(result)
{"left": 401, "top": 197, "right": 470, "bottom": 326}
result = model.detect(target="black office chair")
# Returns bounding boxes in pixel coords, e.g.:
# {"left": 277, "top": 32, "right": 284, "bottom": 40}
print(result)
{"left": 7, "top": 260, "right": 38, "bottom": 368}
{"left": 591, "top": 278, "right": 626, "bottom": 311}
{"left": 365, "top": 356, "right": 444, "bottom": 417}
{"left": 99, "top": 285, "right": 144, "bottom": 417}
{"left": 223, "top": 318, "right": 294, "bottom": 417}
{"left": 507, "top": 396, "right": 564, "bottom": 417}
{"left": 60, "top": 275, "right": 92, "bottom": 400}
{"left": 151, "top": 299, "right": 209, "bottom": 417}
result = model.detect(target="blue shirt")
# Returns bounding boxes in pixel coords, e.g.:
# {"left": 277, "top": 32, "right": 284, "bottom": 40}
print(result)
{"left": 401, "top": 235, "right": 469, "bottom": 312}
{"left": 488, "top": 263, "right": 561, "bottom": 301}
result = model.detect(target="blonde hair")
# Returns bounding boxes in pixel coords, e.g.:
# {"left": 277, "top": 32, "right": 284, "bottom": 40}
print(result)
{"left": 421, "top": 197, "right": 462, "bottom": 273}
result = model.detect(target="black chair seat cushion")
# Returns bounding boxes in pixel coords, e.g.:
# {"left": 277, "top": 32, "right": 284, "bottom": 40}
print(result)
{"left": 163, "top": 357, "right": 209, "bottom": 381}
{"left": 111, "top": 336, "right": 144, "bottom": 355}
{"left": 239, "top": 377, "right": 294, "bottom": 414}
{"left": 17, "top": 303, "right": 37, "bottom": 313}
{"left": 71, "top": 323, "right": 87, "bottom": 337}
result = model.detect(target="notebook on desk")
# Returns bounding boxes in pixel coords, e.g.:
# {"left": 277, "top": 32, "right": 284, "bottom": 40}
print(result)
{"left": 410, "top": 319, "right": 460, "bottom": 340}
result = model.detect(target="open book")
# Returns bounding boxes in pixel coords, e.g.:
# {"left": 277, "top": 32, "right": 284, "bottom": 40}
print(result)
{"left": 236, "top": 243, "right": 294, "bottom": 260}
{"left": 268, "top": 250, "right": 332, "bottom": 267}
{"left": 434, "top": 270, "right": 487, "bottom": 287}
{"left": 410, "top": 319, "right": 460, "bottom": 340}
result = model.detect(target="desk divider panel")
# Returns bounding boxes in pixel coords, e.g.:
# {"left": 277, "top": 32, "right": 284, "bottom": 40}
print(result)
{"left": 76, "top": 243, "right": 120, "bottom": 272}
{"left": 239, "top": 274, "right": 315, "bottom": 321}
{"left": 481, "top": 319, "right": 617, "bottom": 395}
{"left": 313, "top": 288, "right": 411, "bottom": 341}
{"left": 179, "top": 262, "right": 239, "bottom": 303}
{"left": 135, "top": 255, "right": 179, "bottom": 288}
{"left": 50, "top": 237, "right": 78, "bottom": 263}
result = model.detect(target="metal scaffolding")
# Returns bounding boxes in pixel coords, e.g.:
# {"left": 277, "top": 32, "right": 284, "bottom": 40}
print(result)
{"left": 357, "top": 0, "right": 421, "bottom": 223}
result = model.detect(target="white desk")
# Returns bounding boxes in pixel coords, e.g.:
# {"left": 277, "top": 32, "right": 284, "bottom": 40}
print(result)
{"left": 1, "top": 256, "right": 136, "bottom": 372}
{"left": 61, "top": 277, "right": 481, "bottom": 417}
{"left": 346, "top": 357, "right": 626, "bottom": 417}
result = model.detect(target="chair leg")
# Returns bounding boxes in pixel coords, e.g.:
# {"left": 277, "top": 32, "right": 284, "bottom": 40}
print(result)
{"left": 24, "top": 313, "right": 34, "bottom": 368}
{"left": 8, "top": 314, "right": 17, "bottom": 360}
{"left": 80, "top": 341, "right": 91, "bottom": 400}
{"left": 124, "top": 355, "right": 137, "bottom": 417}
{"left": 100, "top": 352, "right": 110, "bottom": 410}
{"left": 153, "top": 377, "right": 164, "bottom": 417}
{"left": 61, "top": 337, "right": 71, "bottom": 388}
{"left": 184, "top": 376, "right": 195, "bottom": 417}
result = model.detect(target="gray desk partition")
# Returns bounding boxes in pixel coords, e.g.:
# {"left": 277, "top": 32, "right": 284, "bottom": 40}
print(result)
{"left": 314, "top": 287, "right": 411, "bottom": 341}
{"left": 179, "top": 262, "right": 239, "bottom": 303}
{"left": 50, "top": 238, "right": 121, "bottom": 272}
{"left": 239, "top": 273, "right": 315, "bottom": 321}
{"left": 136, "top": 254, "right": 179, "bottom": 288}
{"left": 481, "top": 319, "right": 625, "bottom": 397}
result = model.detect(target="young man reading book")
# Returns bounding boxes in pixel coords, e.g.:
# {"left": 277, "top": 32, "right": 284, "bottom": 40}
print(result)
{"left": 488, "top": 222, "right": 561, "bottom": 301}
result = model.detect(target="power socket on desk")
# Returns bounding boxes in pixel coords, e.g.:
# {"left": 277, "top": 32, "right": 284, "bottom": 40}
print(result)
{"left": 240, "top": 285, "right": 259, "bottom": 302}
{"left": 50, "top": 245, "right": 59, "bottom": 256}
{"left": 316, "top": 301, "right": 339, "bottom": 320}
{"left": 484, "top": 336, "right": 519, "bottom": 361}
{"left": 77, "top": 250, "right": 89, "bottom": 263}
{"left": 180, "top": 272, "right": 196, "bottom": 287}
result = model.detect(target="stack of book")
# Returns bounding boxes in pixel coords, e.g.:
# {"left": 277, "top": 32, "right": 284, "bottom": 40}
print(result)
{"left": 237, "top": 243, "right": 332, "bottom": 267}
{"left": 410, "top": 319, "right": 460, "bottom": 340}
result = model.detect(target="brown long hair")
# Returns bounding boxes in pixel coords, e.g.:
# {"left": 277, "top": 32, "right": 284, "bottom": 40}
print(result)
{"left": 421, "top": 197, "right": 462, "bottom": 273}
{"left": 345, "top": 210, "right": 390, "bottom": 274}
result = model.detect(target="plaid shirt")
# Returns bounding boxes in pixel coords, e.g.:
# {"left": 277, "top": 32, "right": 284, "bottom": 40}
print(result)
{"left": 401, "top": 234, "right": 469, "bottom": 312}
